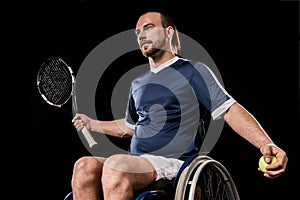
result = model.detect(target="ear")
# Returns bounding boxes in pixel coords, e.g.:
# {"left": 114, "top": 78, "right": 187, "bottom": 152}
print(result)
{"left": 166, "top": 26, "right": 174, "bottom": 39}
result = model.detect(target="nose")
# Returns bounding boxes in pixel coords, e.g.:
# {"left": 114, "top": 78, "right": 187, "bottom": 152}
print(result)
{"left": 139, "top": 35, "right": 146, "bottom": 41}
{"left": 137, "top": 35, "right": 146, "bottom": 47}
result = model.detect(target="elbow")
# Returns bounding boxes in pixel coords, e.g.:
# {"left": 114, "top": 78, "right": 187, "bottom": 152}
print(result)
{"left": 223, "top": 102, "right": 240, "bottom": 122}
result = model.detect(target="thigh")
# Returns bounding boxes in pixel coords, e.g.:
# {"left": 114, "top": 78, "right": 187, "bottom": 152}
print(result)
{"left": 103, "top": 154, "right": 157, "bottom": 190}
{"left": 141, "top": 154, "right": 184, "bottom": 181}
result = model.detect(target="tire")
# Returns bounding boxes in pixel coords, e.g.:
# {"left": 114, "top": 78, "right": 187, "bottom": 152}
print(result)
{"left": 174, "top": 156, "right": 240, "bottom": 200}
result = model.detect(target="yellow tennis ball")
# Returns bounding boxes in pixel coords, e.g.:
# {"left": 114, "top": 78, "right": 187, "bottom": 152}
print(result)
{"left": 259, "top": 156, "right": 277, "bottom": 172}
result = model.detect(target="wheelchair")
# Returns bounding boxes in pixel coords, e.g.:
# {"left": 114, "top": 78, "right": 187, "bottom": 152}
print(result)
{"left": 64, "top": 154, "right": 240, "bottom": 200}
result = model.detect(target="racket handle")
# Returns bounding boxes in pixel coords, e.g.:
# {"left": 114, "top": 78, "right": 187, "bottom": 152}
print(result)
{"left": 81, "top": 126, "right": 97, "bottom": 148}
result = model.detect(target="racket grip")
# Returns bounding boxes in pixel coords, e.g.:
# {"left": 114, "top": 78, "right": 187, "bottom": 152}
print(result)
{"left": 81, "top": 126, "right": 97, "bottom": 148}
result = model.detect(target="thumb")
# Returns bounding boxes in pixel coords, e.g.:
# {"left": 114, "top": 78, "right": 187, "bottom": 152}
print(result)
{"left": 260, "top": 144, "right": 274, "bottom": 164}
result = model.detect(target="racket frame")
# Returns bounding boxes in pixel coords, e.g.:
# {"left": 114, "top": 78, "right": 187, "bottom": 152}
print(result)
{"left": 37, "top": 57, "right": 97, "bottom": 148}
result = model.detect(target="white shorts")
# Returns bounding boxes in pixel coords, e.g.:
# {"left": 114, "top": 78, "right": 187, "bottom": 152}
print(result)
{"left": 141, "top": 154, "right": 184, "bottom": 181}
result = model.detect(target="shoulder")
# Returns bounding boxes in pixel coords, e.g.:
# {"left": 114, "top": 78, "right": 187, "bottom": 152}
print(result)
{"left": 130, "top": 69, "right": 151, "bottom": 89}
{"left": 173, "top": 57, "right": 209, "bottom": 75}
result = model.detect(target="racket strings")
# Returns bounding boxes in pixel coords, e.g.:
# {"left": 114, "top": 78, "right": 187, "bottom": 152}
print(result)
{"left": 38, "top": 58, "right": 73, "bottom": 106}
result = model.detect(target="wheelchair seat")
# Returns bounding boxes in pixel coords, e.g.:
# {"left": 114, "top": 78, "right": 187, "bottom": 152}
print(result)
{"left": 64, "top": 154, "right": 240, "bottom": 200}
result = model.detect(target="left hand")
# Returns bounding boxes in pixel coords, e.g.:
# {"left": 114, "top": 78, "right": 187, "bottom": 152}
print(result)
{"left": 259, "top": 143, "right": 288, "bottom": 178}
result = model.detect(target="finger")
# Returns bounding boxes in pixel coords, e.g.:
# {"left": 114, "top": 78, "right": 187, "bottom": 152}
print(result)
{"left": 74, "top": 124, "right": 83, "bottom": 131}
{"left": 72, "top": 119, "right": 81, "bottom": 126}
{"left": 72, "top": 113, "right": 85, "bottom": 122}
{"left": 263, "top": 171, "right": 283, "bottom": 179}
{"left": 260, "top": 144, "right": 275, "bottom": 163}
{"left": 72, "top": 115, "right": 80, "bottom": 122}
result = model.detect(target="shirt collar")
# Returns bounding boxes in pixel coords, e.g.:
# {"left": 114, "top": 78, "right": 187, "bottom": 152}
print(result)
{"left": 150, "top": 56, "right": 179, "bottom": 74}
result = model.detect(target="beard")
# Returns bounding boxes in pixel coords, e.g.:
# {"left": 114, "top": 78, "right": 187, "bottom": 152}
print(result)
{"left": 141, "top": 37, "right": 167, "bottom": 58}
{"left": 141, "top": 47, "right": 160, "bottom": 57}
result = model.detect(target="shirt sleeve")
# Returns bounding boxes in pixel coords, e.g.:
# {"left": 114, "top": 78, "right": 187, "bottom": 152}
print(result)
{"left": 124, "top": 86, "right": 138, "bottom": 129}
{"left": 190, "top": 62, "right": 236, "bottom": 120}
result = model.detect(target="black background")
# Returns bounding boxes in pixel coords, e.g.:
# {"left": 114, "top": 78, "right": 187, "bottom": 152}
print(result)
{"left": 3, "top": 0, "right": 298, "bottom": 199}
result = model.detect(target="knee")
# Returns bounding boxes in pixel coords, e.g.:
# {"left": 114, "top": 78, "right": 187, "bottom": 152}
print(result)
{"left": 103, "top": 154, "right": 134, "bottom": 172}
{"left": 72, "top": 156, "right": 104, "bottom": 186}
{"left": 102, "top": 155, "right": 133, "bottom": 190}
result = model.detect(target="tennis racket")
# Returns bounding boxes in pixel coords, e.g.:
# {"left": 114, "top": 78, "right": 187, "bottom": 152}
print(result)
{"left": 37, "top": 57, "right": 97, "bottom": 148}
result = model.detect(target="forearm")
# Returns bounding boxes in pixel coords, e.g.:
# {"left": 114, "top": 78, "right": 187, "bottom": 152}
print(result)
{"left": 224, "top": 102, "right": 274, "bottom": 149}
{"left": 92, "top": 118, "right": 134, "bottom": 138}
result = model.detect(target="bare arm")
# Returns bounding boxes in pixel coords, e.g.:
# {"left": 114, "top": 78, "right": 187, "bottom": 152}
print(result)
{"left": 72, "top": 114, "right": 134, "bottom": 138}
{"left": 224, "top": 102, "right": 288, "bottom": 178}
{"left": 223, "top": 102, "right": 273, "bottom": 149}
{"left": 97, "top": 119, "right": 134, "bottom": 138}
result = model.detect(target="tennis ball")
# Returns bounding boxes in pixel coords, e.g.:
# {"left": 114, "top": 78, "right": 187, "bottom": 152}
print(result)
{"left": 259, "top": 156, "right": 277, "bottom": 173}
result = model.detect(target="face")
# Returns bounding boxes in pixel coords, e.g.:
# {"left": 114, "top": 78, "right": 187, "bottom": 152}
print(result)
{"left": 135, "top": 12, "right": 169, "bottom": 57}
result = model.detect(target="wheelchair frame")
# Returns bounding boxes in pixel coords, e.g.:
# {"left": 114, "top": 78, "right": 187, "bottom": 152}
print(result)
{"left": 174, "top": 155, "right": 240, "bottom": 200}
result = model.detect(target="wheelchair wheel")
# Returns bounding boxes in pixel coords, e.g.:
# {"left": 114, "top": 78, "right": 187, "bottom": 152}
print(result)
{"left": 174, "top": 155, "right": 240, "bottom": 200}
{"left": 64, "top": 192, "right": 73, "bottom": 200}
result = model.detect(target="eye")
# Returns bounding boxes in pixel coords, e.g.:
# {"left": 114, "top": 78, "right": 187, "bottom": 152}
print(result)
{"left": 144, "top": 24, "right": 153, "bottom": 31}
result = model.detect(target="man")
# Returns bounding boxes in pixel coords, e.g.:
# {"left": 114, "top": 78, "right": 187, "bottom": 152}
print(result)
{"left": 71, "top": 11, "right": 288, "bottom": 200}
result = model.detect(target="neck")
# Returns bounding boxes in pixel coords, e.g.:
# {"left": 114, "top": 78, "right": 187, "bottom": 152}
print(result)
{"left": 148, "top": 51, "right": 176, "bottom": 68}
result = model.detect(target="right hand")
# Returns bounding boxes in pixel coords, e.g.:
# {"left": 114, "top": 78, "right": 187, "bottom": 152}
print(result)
{"left": 72, "top": 113, "right": 93, "bottom": 132}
